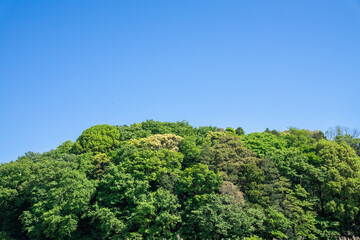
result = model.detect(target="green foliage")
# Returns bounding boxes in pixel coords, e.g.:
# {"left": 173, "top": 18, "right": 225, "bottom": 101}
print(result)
{"left": 130, "top": 133, "right": 183, "bottom": 151}
{"left": 0, "top": 155, "right": 96, "bottom": 239}
{"left": 316, "top": 139, "right": 360, "bottom": 176}
{"left": 236, "top": 127, "right": 245, "bottom": 135}
{"left": 86, "top": 204, "right": 126, "bottom": 239}
{"left": 56, "top": 140, "right": 74, "bottom": 155}
{"left": 220, "top": 181, "right": 245, "bottom": 206}
{"left": 225, "top": 127, "right": 236, "bottom": 134}
{"left": 20, "top": 168, "right": 96, "bottom": 239}
{"left": 264, "top": 128, "right": 280, "bottom": 136}
{"left": 205, "top": 130, "right": 227, "bottom": 146}
{"left": 264, "top": 207, "right": 292, "bottom": 239}
{"left": 93, "top": 153, "right": 111, "bottom": 179}
{"left": 241, "top": 132, "right": 288, "bottom": 158}
{"left": 1, "top": 121, "right": 360, "bottom": 239}
{"left": 179, "top": 135, "right": 202, "bottom": 168}
{"left": 114, "top": 143, "right": 183, "bottom": 185}
{"left": 315, "top": 140, "right": 360, "bottom": 235}
{"left": 333, "top": 131, "right": 360, "bottom": 157}
{"left": 131, "top": 188, "right": 181, "bottom": 239}
{"left": 211, "top": 134, "right": 258, "bottom": 183}
{"left": 245, "top": 236, "right": 264, "bottom": 240}
{"left": 71, "top": 124, "right": 120, "bottom": 154}
{"left": 93, "top": 165, "right": 181, "bottom": 239}
{"left": 139, "top": 120, "right": 196, "bottom": 137}
{"left": 181, "top": 194, "right": 260, "bottom": 239}
{"left": 0, "top": 158, "right": 35, "bottom": 239}
{"left": 0, "top": 232, "right": 15, "bottom": 240}
{"left": 267, "top": 147, "right": 325, "bottom": 187}
{"left": 177, "top": 164, "right": 223, "bottom": 203}
{"left": 284, "top": 128, "right": 321, "bottom": 149}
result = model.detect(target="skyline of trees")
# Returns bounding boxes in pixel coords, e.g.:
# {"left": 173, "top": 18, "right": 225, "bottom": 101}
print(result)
{"left": 0, "top": 120, "right": 359, "bottom": 239}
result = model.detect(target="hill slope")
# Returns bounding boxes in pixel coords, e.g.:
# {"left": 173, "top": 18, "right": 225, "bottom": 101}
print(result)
{"left": 1, "top": 120, "right": 360, "bottom": 239}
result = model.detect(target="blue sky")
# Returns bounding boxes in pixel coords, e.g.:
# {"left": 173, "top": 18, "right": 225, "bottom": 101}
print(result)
{"left": 1, "top": 0, "right": 359, "bottom": 163}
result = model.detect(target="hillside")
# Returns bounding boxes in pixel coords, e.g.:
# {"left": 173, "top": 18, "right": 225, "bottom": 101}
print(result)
{"left": 1, "top": 120, "right": 360, "bottom": 240}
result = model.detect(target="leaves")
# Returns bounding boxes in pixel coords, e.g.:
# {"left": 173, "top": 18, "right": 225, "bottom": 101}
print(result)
{"left": 1, "top": 121, "right": 360, "bottom": 239}
{"left": 71, "top": 124, "right": 120, "bottom": 154}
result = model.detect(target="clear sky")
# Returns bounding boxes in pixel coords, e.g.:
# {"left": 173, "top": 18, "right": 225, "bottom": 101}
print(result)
{"left": 1, "top": 0, "right": 359, "bottom": 163}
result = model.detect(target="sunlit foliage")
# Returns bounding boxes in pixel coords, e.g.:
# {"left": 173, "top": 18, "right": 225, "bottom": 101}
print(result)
{"left": 1, "top": 121, "right": 359, "bottom": 239}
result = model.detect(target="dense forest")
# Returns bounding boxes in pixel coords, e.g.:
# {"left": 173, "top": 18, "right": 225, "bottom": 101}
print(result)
{"left": 1, "top": 120, "right": 360, "bottom": 240}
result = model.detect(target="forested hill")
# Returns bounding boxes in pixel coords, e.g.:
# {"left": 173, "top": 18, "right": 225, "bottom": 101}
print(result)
{"left": 1, "top": 121, "right": 360, "bottom": 240}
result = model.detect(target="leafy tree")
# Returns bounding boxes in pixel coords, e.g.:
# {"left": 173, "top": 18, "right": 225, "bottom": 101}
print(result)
{"left": 117, "top": 123, "right": 151, "bottom": 141}
{"left": 219, "top": 181, "right": 245, "bottom": 206}
{"left": 129, "top": 188, "right": 181, "bottom": 239}
{"left": 210, "top": 134, "right": 266, "bottom": 204}
{"left": 263, "top": 207, "right": 292, "bottom": 239}
{"left": 267, "top": 147, "right": 325, "bottom": 188}
{"left": 20, "top": 162, "right": 95, "bottom": 239}
{"left": 93, "top": 153, "right": 111, "bottom": 179}
{"left": 283, "top": 128, "right": 318, "bottom": 148}
{"left": 1, "top": 121, "right": 360, "bottom": 239}
{"left": 0, "top": 158, "right": 35, "bottom": 239}
{"left": 56, "top": 140, "right": 74, "bottom": 155}
{"left": 177, "top": 164, "right": 222, "bottom": 204}
{"left": 264, "top": 128, "right": 280, "bottom": 136}
{"left": 71, "top": 124, "right": 120, "bottom": 154}
{"left": 94, "top": 165, "right": 181, "bottom": 239}
{"left": 334, "top": 133, "right": 360, "bottom": 157}
{"left": 205, "top": 131, "right": 227, "bottom": 146}
{"left": 114, "top": 143, "right": 183, "bottom": 186}
{"left": 197, "top": 126, "right": 217, "bottom": 137}
{"left": 236, "top": 127, "right": 245, "bottom": 136}
{"left": 315, "top": 139, "right": 360, "bottom": 236}
{"left": 225, "top": 127, "right": 236, "bottom": 134}
{"left": 241, "top": 132, "right": 288, "bottom": 158}
{"left": 181, "top": 194, "right": 261, "bottom": 240}
{"left": 281, "top": 184, "right": 317, "bottom": 239}
{"left": 326, "top": 126, "right": 360, "bottom": 141}
{"left": 130, "top": 133, "right": 183, "bottom": 152}
{"left": 140, "top": 120, "right": 197, "bottom": 137}
{"left": 86, "top": 204, "right": 126, "bottom": 240}
{"left": 179, "top": 135, "right": 202, "bottom": 168}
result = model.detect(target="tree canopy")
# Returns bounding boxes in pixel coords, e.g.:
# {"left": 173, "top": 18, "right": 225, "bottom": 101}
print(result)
{"left": 1, "top": 120, "right": 360, "bottom": 239}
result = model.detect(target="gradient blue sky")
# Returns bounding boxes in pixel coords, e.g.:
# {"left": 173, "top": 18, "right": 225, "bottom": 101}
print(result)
{"left": 1, "top": 0, "right": 360, "bottom": 163}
